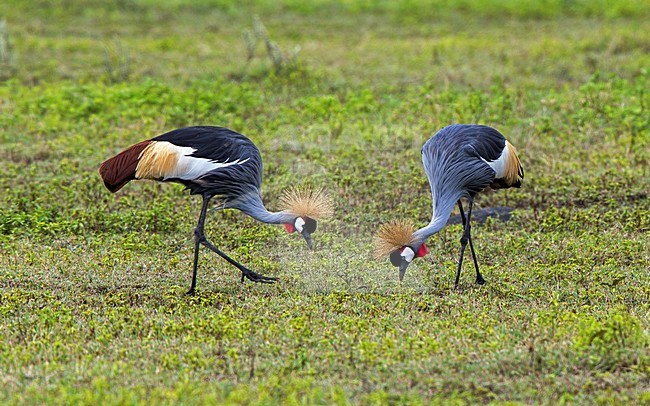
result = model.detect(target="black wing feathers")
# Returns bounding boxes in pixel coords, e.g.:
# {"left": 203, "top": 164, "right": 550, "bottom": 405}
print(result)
{"left": 153, "top": 126, "right": 256, "bottom": 163}
{"left": 152, "top": 126, "right": 263, "bottom": 198}
{"left": 440, "top": 124, "right": 505, "bottom": 162}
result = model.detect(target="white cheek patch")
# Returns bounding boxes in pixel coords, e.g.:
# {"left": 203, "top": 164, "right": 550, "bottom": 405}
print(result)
{"left": 294, "top": 217, "right": 306, "bottom": 233}
{"left": 401, "top": 246, "right": 415, "bottom": 263}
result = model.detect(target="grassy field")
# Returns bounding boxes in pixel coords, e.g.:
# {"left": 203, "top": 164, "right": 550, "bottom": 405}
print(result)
{"left": 1, "top": 0, "right": 649, "bottom": 403}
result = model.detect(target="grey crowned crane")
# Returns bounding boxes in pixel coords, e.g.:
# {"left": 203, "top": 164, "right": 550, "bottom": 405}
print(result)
{"left": 99, "top": 126, "right": 332, "bottom": 294}
{"left": 375, "top": 124, "right": 524, "bottom": 286}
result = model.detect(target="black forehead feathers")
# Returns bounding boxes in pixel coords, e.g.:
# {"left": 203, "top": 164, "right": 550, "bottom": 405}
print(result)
{"left": 303, "top": 217, "right": 317, "bottom": 233}
{"left": 390, "top": 250, "right": 401, "bottom": 267}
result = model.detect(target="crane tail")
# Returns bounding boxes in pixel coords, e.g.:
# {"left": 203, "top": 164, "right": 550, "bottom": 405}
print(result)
{"left": 99, "top": 140, "right": 152, "bottom": 193}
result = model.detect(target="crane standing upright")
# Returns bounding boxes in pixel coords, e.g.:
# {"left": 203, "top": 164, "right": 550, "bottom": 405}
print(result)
{"left": 99, "top": 126, "right": 332, "bottom": 294}
{"left": 375, "top": 124, "right": 524, "bottom": 286}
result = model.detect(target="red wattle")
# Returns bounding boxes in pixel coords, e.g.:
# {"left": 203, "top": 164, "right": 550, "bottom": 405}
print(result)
{"left": 416, "top": 244, "right": 428, "bottom": 258}
{"left": 284, "top": 223, "right": 296, "bottom": 233}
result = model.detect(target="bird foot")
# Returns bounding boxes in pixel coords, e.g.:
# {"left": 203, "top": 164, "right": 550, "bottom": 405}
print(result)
{"left": 239, "top": 267, "right": 278, "bottom": 284}
{"left": 476, "top": 276, "right": 486, "bottom": 285}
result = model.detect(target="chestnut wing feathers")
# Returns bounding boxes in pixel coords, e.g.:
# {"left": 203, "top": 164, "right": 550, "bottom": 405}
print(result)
{"left": 99, "top": 126, "right": 264, "bottom": 198}
{"left": 99, "top": 140, "right": 152, "bottom": 193}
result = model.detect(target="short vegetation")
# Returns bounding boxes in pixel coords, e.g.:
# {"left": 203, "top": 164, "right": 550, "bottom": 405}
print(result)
{"left": 0, "top": 0, "right": 649, "bottom": 404}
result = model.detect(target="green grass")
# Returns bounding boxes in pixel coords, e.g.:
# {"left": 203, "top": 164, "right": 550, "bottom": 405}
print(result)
{"left": 1, "top": 0, "right": 649, "bottom": 404}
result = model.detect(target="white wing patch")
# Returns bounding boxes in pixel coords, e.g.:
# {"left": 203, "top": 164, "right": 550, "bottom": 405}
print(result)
{"left": 164, "top": 144, "right": 249, "bottom": 181}
{"left": 481, "top": 144, "right": 509, "bottom": 179}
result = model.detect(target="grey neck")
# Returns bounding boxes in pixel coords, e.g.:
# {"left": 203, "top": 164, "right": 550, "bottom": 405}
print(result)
{"left": 233, "top": 190, "right": 297, "bottom": 225}
{"left": 413, "top": 189, "right": 465, "bottom": 244}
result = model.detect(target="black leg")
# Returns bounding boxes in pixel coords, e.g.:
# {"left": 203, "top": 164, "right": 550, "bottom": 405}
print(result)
{"left": 457, "top": 200, "right": 484, "bottom": 285}
{"left": 187, "top": 196, "right": 210, "bottom": 295}
{"left": 187, "top": 195, "right": 211, "bottom": 295}
{"left": 455, "top": 200, "right": 469, "bottom": 287}
{"left": 198, "top": 238, "right": 278, "bottom": 284}
{"left": 188, "top": 195, "right": 277, "bottom": 295}
{"left": 465, "top": 200, "right": 484, "bottom": 285}
{"left": 457, "top": 200, "right": 467, "bottom": 227}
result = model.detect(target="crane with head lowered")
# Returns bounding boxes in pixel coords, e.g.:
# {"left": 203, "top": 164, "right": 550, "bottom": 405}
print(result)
{"left": 375, "top": 124, "right": 524, "bottom": 286}
{"left": 99, "top": 126, "right": 332, "bottom": 294}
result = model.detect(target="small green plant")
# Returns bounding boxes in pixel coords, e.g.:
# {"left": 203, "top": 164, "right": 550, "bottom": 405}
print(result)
{"left": 0, "top": 18, "right": 15, "bottom": 80}
{"left": 574, "top": 308, "right": 648, "bottom": 371}
{"left": 103, "top": 38, "right": 131, "bottom": 83}
{"left": 243, "top": 16, "right": 301, "bottom": 73}
{"left": 0, "top": 19, "right": 10, "bottom": 63}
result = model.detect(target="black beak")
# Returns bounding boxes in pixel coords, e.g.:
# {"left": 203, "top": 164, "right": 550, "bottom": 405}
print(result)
{"left": 301, "top": 231, "right": 313, "bottom": 250}
{"left": 398, "top": 258, "right": 410, "bottom": 281}
{"left": 300, "top": 218, "right": 317, "bottom": 250}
